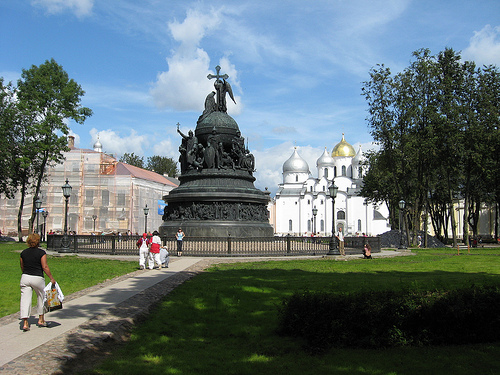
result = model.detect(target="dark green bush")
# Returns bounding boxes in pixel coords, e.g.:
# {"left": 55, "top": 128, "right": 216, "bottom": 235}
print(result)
{"left": 277, "top": 285, "right": 500, "bottom": 351}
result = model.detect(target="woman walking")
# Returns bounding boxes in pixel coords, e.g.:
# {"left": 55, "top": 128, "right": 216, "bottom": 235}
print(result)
{"left": 20, "top": 233, "right": 56, "bottom": 331}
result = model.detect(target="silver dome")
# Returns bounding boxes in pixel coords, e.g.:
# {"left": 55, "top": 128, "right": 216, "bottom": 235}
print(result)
{"left": 283, "top": 148, "right": 310, "bottom": 173}
{"left": 316, "top": 147, "right": 335, "bottom": 167}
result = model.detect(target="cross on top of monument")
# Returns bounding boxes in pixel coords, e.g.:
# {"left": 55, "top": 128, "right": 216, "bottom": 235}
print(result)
{"left": 207, "top": 65, "right": 228, "bottom": 82}
{"left": 205, "top": 65, "right": 236, "bottom": 113}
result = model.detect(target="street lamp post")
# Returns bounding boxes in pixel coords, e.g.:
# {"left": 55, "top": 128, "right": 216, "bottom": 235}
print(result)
{"left": 42, "top": 211, "right": 48, "bottom": 242}
{"left": 34, "top": 197, "right": 42, "bottom": 234}
{"left": 60, "top": 179, "right": 72, "bottom": 253}
{"left": 92, "top": 214, "right": 97, "bottom": 232}
{"left": 327, "top": 183, "right": 340, "bottom": 255}
{"left": 312, "top": 206, "right": 318, "bottom": 235}
{"left": 144, "top": 204, "right": 149, "bottom": 233}
{"left": 398, "top": 199, "right": 406, "bottom": 249}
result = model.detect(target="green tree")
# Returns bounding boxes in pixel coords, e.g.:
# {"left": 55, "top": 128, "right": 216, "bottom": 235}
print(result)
{"left": 0, "top": 78, "right": 18, "bottom": 198}
{"left": 13, "top": 59, "right": 92, "bottom": 240}
{"left": 119, "top": 152, "right": 144, "bottom": 168}
{"left": 146, "top": 155, "right": 179, "bottom": 177}
{"left": 361, "top": 48, "right": 500, "bottom": 245}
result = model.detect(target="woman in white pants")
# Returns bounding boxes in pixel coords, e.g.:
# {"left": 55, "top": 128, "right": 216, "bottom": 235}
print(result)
{"left": 137, "top": 233, "right": 150, "bottom": 270}
{"left": 20, "top": 233, "right": 56, "bottom": 331}
{"left": 149, "top": 231, "right": 162, "bottom": 269}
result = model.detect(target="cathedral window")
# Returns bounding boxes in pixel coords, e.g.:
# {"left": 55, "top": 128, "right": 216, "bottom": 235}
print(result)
{"left": 295, "top": 175, "right": 298, "bottom": 182}
{"left": 342, "top": 165, "right": 346, "bottom": 176}
{"left": 358, "top": 219, "right": 362, "bottom": 231}
{"left": 359, "top": 166, "right": 363, "bottom": 178}
{"left": 320, "top": 220, "right": 324, "bottom": 232}
{"left": 337, "top": 211, "right": 346, "bottom": 220}
{"left": 289, "top": 219, "right": 293, "bottom": 231}
{"left": 334, "top": 166, "right": 337, "bottom": 177}
{"left": 307, "top": 220, "right": 311, "bottom": 232}
{"left": 324, "top": 168, "right": 328, "bottom": 178}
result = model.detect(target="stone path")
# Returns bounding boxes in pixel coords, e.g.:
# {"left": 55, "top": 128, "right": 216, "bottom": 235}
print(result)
{"left": 0, "top": 250, "right": 410, "bottom": 374}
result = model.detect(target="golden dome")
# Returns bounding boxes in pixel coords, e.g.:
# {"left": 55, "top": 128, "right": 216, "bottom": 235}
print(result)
{"left": 331, "top": 133, "right": 356, "bottom": 157}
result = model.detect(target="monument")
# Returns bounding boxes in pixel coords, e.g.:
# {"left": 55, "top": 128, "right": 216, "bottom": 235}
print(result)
{"left": 159, "top": 66, "right": 274, "bottom": 238}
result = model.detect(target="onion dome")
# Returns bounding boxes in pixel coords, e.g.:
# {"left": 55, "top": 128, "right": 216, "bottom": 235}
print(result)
{"left": 283, "top": 148, "right": 310, "bottom": 173}
{"left": 331, "top": 133, "right": 356, "bottom": 157}
{"left": 93, "top": 135, "right": 102, "bottom": 153}
{"left": 317, "top": 147, "right": 335, "bottom": 167}
{"left": 352, "top": 145, "right": 363, "bottom": 164}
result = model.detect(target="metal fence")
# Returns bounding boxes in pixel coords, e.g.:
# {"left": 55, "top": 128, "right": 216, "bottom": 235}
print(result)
{"left": 47, "top": 234, "right": 380, "bottom": 257}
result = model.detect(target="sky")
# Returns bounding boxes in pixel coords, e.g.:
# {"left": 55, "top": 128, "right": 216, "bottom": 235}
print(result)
{"left": 1, "top": 0, "right": 500, "bottom": 195}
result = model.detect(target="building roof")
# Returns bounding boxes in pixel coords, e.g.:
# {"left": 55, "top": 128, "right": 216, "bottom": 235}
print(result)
{"left": 115, "top": 163, "right": 178, "bottom": 187}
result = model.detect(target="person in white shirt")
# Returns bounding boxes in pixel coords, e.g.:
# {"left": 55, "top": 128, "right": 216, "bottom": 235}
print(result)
{"left": 136, "top": 233, "right": 150, "bottom": 270}
{"left": 336, "top": 227, "right": 345, "bottom": 256}
{"left": 149, "top": 231, "right": 162, "bottom": 270}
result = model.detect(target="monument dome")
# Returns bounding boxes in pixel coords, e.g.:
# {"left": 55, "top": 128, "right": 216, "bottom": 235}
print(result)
{"left": 331, "top": 134, "right": 356, "bottom": 157}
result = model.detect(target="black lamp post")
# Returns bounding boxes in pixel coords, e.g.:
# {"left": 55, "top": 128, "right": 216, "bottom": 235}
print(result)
{"left": 327, "top": 183, "right": 340, "bottom": 255}
{"left": 42, "top": 211, "right": 48, "bottom": 242}
{"left": 92, "top": 214, "right": 97, "bottom": 232}
{"left": 60, "top": 179, "right": 72, "bottom": 253}
{"left": 143, "top": 204, "right": 149, "bottom": 233}
{"left": 312, "top": 206, "right": 318, "bottom": 235}
{"left": 398, "top": 199, "right": 406, "bottom": 249}
{"left": 34, "top": 197, "right": 42, "bottom": 234}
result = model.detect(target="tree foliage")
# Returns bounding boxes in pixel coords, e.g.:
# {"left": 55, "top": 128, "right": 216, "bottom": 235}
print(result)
{"left": 361, "top": 48, "right": 500, "bottom": 245}
{"left": 119, "top": 152, "right": 145, "bottom": 168}
{"left": 1, "top": 59, "right": 92, "bottom": 240}
{"left": 146, "top": 155, "right": 178, "bottom": 177}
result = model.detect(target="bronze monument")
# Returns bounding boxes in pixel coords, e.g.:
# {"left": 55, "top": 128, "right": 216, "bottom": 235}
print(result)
{"left": 159, "top": 66, "right": 273, "bottom": 238}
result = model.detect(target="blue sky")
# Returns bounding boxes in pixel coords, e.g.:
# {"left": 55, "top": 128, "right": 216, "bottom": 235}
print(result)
{"left": 1, "top": 1, "right": 500, "bottom": 195}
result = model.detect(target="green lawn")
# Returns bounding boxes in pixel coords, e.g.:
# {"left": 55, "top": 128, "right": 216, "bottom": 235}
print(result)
{"left": 86, "top": 248, "right": 500, "bottom": 375}
{"left": 0, "top": 241, "right": 137, "bottom": 317}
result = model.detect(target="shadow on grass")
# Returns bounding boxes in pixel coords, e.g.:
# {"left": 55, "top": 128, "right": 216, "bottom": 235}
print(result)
{"left": 71, "top": 265, "right": 500, "bottom": 375}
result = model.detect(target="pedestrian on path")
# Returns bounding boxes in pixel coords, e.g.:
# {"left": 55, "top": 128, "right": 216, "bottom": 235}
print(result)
{"left": 137, "top": 233, "right": 150, "bottom": 270}
{"left": 19, "top": 233, "right": 56, "bottom": 331}
{"left": 176, "top": 228, "right": 185, "bottom": 256}
{"left": 149, "top": 231, "right": 162, "bottom": 269}
{"left": 336, "top": 227, "right": 345, "bottom": 256}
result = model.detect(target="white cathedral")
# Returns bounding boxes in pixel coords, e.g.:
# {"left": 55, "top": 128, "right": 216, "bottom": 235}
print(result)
{"left": 273, "top": 135, "right": 390, "bottom": 237}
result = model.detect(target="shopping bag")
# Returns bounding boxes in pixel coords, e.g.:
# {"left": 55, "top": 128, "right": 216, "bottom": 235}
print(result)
{"left": 45, "top": 286, "right": 63, "bottom": 312}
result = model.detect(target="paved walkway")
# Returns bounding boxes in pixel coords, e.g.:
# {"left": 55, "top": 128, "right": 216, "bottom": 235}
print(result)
{"left": 0, "top": 250, "right": 410, "bottom": 374}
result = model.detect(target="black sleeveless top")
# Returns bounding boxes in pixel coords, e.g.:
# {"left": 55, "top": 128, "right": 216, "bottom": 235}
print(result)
{"left": 20, "top": 247, "right": 46, "bottom": 277}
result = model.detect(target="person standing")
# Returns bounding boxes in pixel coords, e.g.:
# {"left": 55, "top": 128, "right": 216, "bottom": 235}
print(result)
{"left": 336, "top": 227, "right": 345, "bottom": 256}
{"left": 137, "top": 233, "right": 150, "bottom": 270}
{"left": 20, "top": 233, "right": 56, "bottom": 331}
{"left": 176, "top": 228, "right": 185, "bottom": 256}
{"left": 149, "top": 231, "right": 162, "bottom": 270}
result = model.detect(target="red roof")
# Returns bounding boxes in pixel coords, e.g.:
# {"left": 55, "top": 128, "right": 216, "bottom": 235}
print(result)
{"left": 115, "top": 163, "right": 178, "bottom": 187}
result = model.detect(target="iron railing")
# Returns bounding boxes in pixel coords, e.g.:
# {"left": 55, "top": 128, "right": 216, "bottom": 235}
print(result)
{"left": 47, "top": 234, "right": 380, "bottom": 257}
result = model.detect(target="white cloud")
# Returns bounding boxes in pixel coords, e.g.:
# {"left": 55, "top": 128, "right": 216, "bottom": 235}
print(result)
{"left": 89, "top": 128, "right": 146, "bottom": 157}
{"left": 462, "top": 25, "right": 500, "bottom": 66}
{"left": 149, "top": 7, "right": 242, "bottom": 115}
{"left": 31, "top": 0, "right": 94, "bottom": 17}
{"left": 152, "top": 138, "right": 178, "bottom": 159}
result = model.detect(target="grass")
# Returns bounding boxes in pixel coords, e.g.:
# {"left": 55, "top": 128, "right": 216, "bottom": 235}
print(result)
{"left": 85, "top": 248, "right": 500, "bottom": 375}
{"left": 0, "top": 241, "right": 137, "bottom": 317}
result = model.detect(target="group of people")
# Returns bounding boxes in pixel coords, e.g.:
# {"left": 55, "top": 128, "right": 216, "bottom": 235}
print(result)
{"left": 136, "top": 230, "right": 171, "bottom": 270}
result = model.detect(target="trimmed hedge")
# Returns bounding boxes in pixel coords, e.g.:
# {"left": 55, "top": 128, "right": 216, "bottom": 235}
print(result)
{"left": 277, "top": 285, "right": 500, "bottom": 351}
